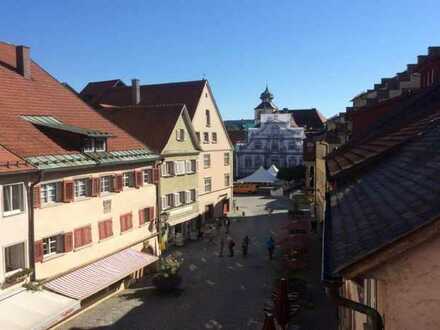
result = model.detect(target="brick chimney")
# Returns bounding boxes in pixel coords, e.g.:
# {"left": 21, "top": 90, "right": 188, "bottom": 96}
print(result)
{"left": 16, "top": 45, "right": 31, "bottom": 79}
{"left": 131, "top": 79, "right": 140, "bottom": 105}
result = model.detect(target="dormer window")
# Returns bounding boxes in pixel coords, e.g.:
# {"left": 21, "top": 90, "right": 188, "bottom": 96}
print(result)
{"left": 83, "top": 138, "right": 107, "bottom": 153}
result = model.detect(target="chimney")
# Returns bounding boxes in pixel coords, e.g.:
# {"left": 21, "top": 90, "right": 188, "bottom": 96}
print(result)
{"left": 16, "top": 45, "right": 31, "bottom": 79}
{"left": 131, "top": 79, "right": 140, "bottom": 105}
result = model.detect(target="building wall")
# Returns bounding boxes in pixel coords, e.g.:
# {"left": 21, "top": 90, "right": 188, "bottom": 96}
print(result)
{"left": 0, "top": 173, "right": 32, "bottom": 286}
{"left": 34, "top": 163, "right": 158, "bottom": 280}
{"left": 314, "top": 142, "right": 328, "bottom": 226}
{"left": 160, "top": 114, "right": 200, "bottom": 226}
{"left": 191, "top": 84, "right": 233, "bottom": 219}
{"left": 370, "top": 236, "right": 440, "bottom": 330}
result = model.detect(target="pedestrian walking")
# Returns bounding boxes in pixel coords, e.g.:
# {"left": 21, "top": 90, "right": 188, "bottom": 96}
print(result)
{"left": 266, "top": 236, "right": 275, "bottom": 260}
{"left": 224, "top": 217, "right": 231, "bottom": 234}
{"left": 219, "top": 236, "right": 225, "bottom": 257}
{"left": 228, "top": 237, "right": 236, "bottom": 257}
{"left": 241, "top": 235, "right": 250, "bottom": 257}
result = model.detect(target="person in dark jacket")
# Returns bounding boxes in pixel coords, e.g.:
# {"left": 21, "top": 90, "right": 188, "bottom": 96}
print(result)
{"left": 266, "top": 236, "right": 275, "bottom": 260}
{"left": 241, "top": 235, "right": 250, "bottom": 257}
{"left": 228, "top": 237, "right": 236, "bottom": 257}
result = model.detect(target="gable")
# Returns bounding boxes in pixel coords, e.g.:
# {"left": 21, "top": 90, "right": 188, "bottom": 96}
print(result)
{"left": 163, "top": 111, "right": 199, "bottom": 155}
{"left": 191, "top": 83, "right": 233, "bottom": 150}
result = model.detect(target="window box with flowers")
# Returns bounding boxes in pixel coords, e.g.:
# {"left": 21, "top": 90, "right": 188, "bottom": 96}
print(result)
{"left": 152, "top": 254, "right": 183, "bottom": 292}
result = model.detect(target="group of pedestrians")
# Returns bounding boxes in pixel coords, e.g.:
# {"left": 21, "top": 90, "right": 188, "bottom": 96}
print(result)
{"left": 218, "top": 234, "right": 275, "bottom": 259}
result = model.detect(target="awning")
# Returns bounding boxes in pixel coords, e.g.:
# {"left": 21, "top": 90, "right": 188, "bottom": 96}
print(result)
{"left": 0, "top": 288, "right": 80, "bottom": 330}
{"left": 44, "top": 248, "right": 158, "bottom": 300}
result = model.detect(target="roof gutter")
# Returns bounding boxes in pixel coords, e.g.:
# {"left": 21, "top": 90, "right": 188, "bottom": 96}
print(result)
{"left": 28, "top": 170, "right": 42, "bottom": 282}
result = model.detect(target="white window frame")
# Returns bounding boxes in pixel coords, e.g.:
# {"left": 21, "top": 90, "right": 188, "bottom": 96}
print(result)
{"left": 41, "top": 182, "right": 60, "bottom": 205}
{"left": 174, "top": 192, "right": 181, "bottom": 206}
{"left": 143, "top": 169, "right": 151, "bottom": 183}
{"left": 204, "top": 177, "right": 212, "bottom": 193}
{"left": 203, "top": 154, "right": 211, "bottom": 169}
{"left": 74, "top": 179, "right": 89, "bottom": 199}
{"left": 224, "top": 174, "right": 230, "bottom": 187}
{"left": 203, "top": 132, "right": 209, "bottom": 144}
{"left": 175, "top": 161, "right": 186, "bottom": 175}
{"left": 211, "top": 132, "right": 217, "bottom": 144}
{"left": 190, "top": 189, "right": 197, "bottom": 202}
{"left": 123, "top": 172, "right": 134, "bottom": 188}
{"left": 83, "top": 138, "right": 94, "bottom": 152}
{"left": 166, "top": 194, "right": 174, "bottom": 208}
{"left": 185, "top": 190, "right": 191, "bottom": 203}
{"left": 161, "top": 196, "right": 169, "bottom": 210}
{"left": 176, "top": 129, "right": 185, "bottom": 141}
{"left": 43, "top": 236, "right": 58, "bottom": 257}
{"left": 100, "top": 176, "right": 112, "bottom": 193}
{"left": 3, "top": 183, "right": 25, "bottom": 216}
{"left": 4, "top": 242, "right": 26, "bottom": 275}
{"left": 205, "top": 109, "right": 211, "bottom": 127}
{"left": 95, "top": 138, "right": 106, "bottom": 152}
{"left": 224, "top": 152, "right": 230, "bottom": 166}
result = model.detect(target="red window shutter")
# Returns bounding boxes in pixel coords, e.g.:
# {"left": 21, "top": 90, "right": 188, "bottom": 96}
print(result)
{"left": 63, "top": 181, "right": 74, "bottom": 202}
{"left": 120, "top": 214, "right": 126, "bottom": 232}
{"left": 106, "top": 220, "right": 113, "bottom": 237}
{"left": 127, "top": 213, "right": 133, "bottom": 229}
{"left": 153, "top": 167, "right": 160, "bottom": 184}
{"left": 34, "top": 240, "right": 43, "bottom": 263}
{"left": 149, "top": 207, "right": 155, "bottom": 222}
{"left": 85, "top": 226, "right": 92, "bottom": 244}
{"left": 139, "top": 208, "right": 145, "bottom": 225}
{"left": 114, "top": 174, "right": 123, "bottom": 192}
{"left": 74, "top": 228, "right": 82, "bottom": 248}
{"left": 135, "top": 171, "right": 143, "bottom": 188}
{"left": 33, "top": 185, "right": 41, "bottom": 208}
{"left": 64, "top": 232, "right": 73, "bottom": 252}
{"left": 91, "top": 177, "right": 100, "bottom": 197}
{"left": 98, "top": 221, "right": 106, "bottom": 240}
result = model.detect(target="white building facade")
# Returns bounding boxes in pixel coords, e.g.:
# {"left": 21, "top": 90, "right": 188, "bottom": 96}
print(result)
{"left": 236, "top": 113, "right": 305, "bottom": 178}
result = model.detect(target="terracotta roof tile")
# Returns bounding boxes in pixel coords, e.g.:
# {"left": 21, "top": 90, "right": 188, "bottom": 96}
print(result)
{"left": 0, "top": 42, "right": 150, "bottom": 160}
{"left": 0, "top": 144, "right": 35, "bottom": 174}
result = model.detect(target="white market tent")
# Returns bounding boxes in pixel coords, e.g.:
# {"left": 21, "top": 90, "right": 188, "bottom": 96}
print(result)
{"left": 267, "top": 165, "right": 279, "bottom": 177}
{"left": 238, "top": 166, "right": 278, "bottom": 184}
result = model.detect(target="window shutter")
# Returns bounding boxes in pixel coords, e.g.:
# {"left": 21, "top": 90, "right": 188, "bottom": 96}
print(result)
{"left": 161, "top": 196, "right": 167, "bottom": 210}
{"left": 135, "top": 171, "right": 143, "bottom": 188}
{"left": 91, "top": 177, "right": 100, "bottom": 197}
{"left": 106, "top": 220, "right": 113, "bottom": 237}
{"left": 64, "top": 232, "right": 73, "bottom": 252}
{"left": 33, "top": 185, "right": 41, "bottom": 208}
{"left": 185, "top": 160, "right": 190, "bottom": 173}
{"left": 153, "top": 167, "right": 160, "bottom": 184}
{"left": 186, "top": 190, "right": 191, "bottom": 203}
{"left": 120, "top": 215, "right": 126, "bottom": 232}
{"left": 56, "top": 234, "right": 65, "bottom": 253}
{"left": 149, "top": 207, "right": 155, "bottom": 222}
{"left": 127, "top": 213, "right": 133, "bottom": 230}
{"left": 85, "top": 226, "right": 92, "bottom": 245}
{"left": 98, "top": 221, "right": 106, "bottom": 240}
{"left": 34, "top": 240, "right": 43, "bottom": 263}
{"left": 74, "top": 229, "right": 81, "bottom": 248}
{"left": 139, "top": 208, "right": 145, "bottom": 225}
{"left": 113, "top": 174, "right": 123, "bottom": 193}
{"left": 171, "top": 162, "right": 176, "bottom": 176}
{"left": 63, "top": 181, "right": 74, "bottom": 202}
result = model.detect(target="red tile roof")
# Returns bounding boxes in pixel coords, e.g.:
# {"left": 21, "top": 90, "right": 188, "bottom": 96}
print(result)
{"left": 0, "top": 144, "right": 35, "bottom": 174}
{"left": 279, "top": 108, "right": 326, "bottom": 130}
{"left": 80, "top": 79, "right": 206, "bottom": 119}
{"left": 226, "top": 129, "right": 247, "bottom": 145}
{"left": 99, "top": 104, "right": 188, "bottom": 153}
{"left": 0, "top": 42, "right": 148, "bottom": 159}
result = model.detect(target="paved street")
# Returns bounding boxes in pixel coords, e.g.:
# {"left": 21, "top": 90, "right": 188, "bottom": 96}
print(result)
{"left": 59, "top": 195, "right": 334, "bottom": 330}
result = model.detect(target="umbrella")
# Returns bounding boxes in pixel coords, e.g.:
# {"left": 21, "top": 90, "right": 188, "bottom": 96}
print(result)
{"left": 262, "top": 312, "right": 276, "bottom": 330}
{"left": 274, "top": 278, "right": 289, "bottom": 329}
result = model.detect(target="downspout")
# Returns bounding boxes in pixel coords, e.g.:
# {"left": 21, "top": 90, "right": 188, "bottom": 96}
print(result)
{"left": 324, "top": 280, "right": 384, "bottom": 330}
{"left": 27, "top": 170, "right": 42, "bottom": 282}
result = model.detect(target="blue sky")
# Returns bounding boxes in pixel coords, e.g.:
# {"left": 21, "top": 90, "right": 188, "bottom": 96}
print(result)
{"left": 2, "top": 0, "right": 440, "bottom": 119}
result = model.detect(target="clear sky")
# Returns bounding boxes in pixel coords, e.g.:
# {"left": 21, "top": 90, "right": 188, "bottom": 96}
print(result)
{"left": 2, "top": 0, "right": 440, "bottom": 119}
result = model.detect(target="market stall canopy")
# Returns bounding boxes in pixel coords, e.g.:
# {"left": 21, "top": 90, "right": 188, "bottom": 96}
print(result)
{"left": 267, "top": 165, "right": 279, "bottom": 177}
{"left": 238, "top": 166, "right": 278, "bottom": 184}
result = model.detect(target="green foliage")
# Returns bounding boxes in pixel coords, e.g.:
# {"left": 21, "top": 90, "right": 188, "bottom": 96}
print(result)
{"left": 277, "top": 165, "right": 306, "bottom": 182}
{"left": 157, "top": 254, "right": 183, "bottom": 278}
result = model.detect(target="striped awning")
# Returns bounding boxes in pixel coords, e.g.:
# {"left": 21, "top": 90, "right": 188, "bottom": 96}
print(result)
{"left": 44, "top": 249, "right": 158, "bottom": 300}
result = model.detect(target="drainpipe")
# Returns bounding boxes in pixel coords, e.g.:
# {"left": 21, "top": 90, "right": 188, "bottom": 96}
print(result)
{"left": 27, "top": 171, "right": 42, "bottom": 282}
{"left": 324, "top": 280, "right": 384, "bottom": 330}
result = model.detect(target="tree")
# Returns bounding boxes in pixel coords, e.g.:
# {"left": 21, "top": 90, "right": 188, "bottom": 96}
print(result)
{"left": 277, "top": 165, "right": 305, "bottom": 182}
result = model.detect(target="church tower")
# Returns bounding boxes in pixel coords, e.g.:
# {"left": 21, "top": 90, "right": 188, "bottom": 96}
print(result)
{"left": 254, "top": 86, "right": 278, "bottom": 125}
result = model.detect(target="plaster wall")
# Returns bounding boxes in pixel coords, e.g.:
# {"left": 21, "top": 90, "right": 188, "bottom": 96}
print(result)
{"left": 34, "top": 164, "right": 158, "bottom": 280}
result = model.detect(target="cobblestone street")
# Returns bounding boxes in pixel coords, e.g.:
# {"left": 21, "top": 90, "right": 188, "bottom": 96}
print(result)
{"left": 59, "top": 195, "right": 335, "bottom": 330}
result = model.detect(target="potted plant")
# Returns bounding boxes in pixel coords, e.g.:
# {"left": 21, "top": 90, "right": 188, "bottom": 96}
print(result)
{"left": 152, "top": 255, "right": 183, "bottom": 292}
